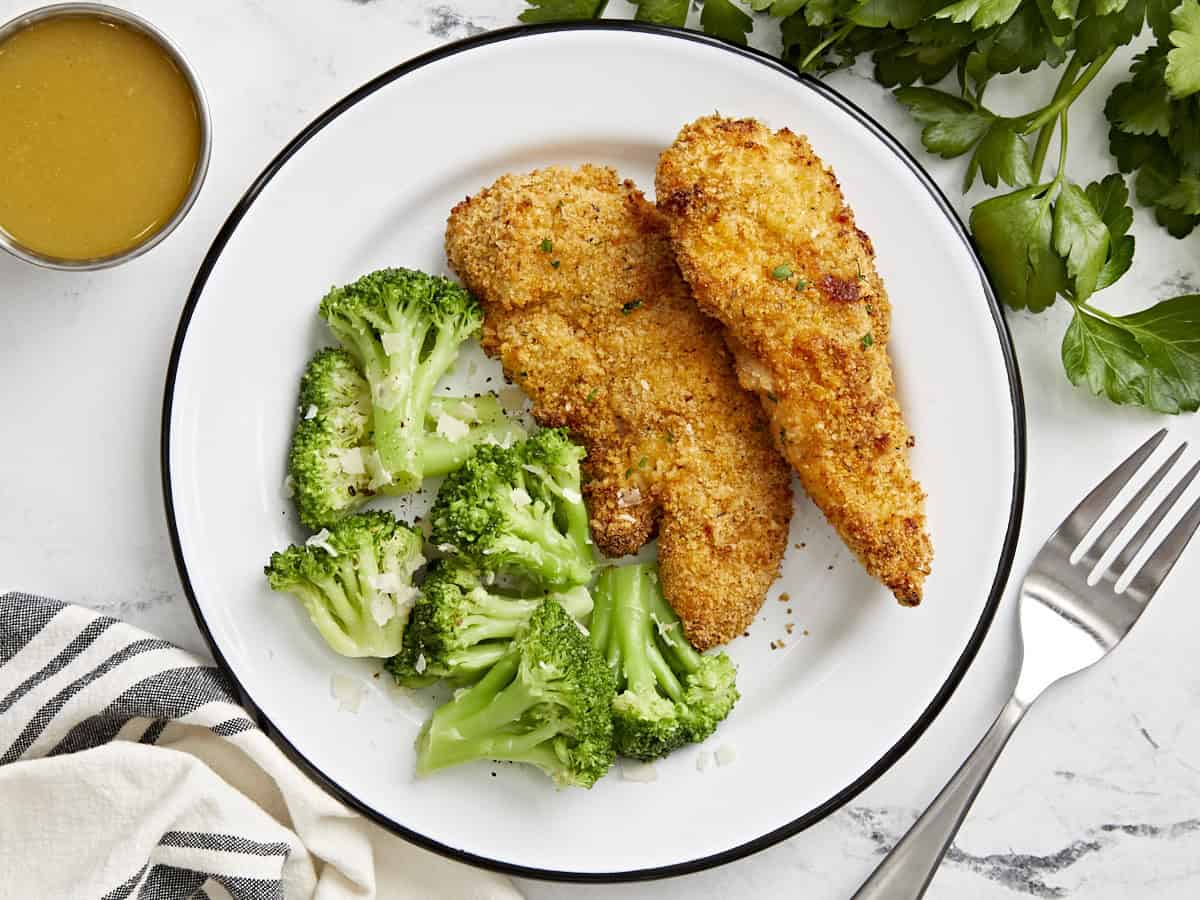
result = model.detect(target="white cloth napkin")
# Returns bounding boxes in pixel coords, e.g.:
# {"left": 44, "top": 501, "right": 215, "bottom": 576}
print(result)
{"left": 0, "top": 592, "right": 523, "bottom": 900}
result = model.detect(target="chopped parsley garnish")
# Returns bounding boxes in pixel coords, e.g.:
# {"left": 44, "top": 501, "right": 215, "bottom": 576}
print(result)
{"left": 621, "top": 299, "right": 643, "bottom": 315}
{"left": 865, "top": 303, "right": 874, "bottom": 314}
{"left": 539, "top": 238, "right": 553, "bottom": 253}
{"left": 766, "top": 392, "right": 778, "bottom": 402}
{"left": 551, "top": 260, "right": 560, "bottom": 269}
{"left": 861, "top": 332, "right": 875, "bottom": 348}
{"left": 586, "top": 387, "right": 599, "bottom": 402}
{"left": 637, "top": 455, "right": 648, "bottom": 469}
{"left": 772, "top": 264, "right": 793, "bottom": 280}
{"left": 665, "top": 430, "right": 675, "bottom": 443}
{"left": 624, "top": 467, "right": 634, "bottom": 478}
{"left": 795, "top": 278, "right": 808, "bottom": 291}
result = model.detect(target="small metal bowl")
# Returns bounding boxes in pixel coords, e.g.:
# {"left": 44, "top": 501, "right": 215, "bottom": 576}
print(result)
{"left": 0, "top": 3, "right": 212, "bottom": 270}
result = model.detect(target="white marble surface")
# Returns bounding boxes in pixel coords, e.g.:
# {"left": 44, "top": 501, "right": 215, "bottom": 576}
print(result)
{"left": 2, "top": 1, "right": 1199, "bottom": 897}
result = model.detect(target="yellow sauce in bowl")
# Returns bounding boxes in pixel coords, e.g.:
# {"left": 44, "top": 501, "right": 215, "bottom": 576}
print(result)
{"left": 0, "top": 14, "right": 203, "bottom": 261}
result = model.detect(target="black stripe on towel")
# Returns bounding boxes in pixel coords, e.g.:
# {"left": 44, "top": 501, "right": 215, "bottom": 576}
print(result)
{"left": 48, "top": 666, "right": 236, "bottom": 757}
{"left": 0, "top": 638, "right": 173, "bottom": 764}
{"left": 137, "top": 864, "right": 207, "bottom": 900}
{"left": 0, "top": 616, "right": 118, "bottom": 715}
{"left": 0, "top": 592, "right": 67, "bottom": 666}
{"left": 140, "top": 718, "right": 170, "bottom": 745}
{"left": 204, "top": 876, "right": 284, "bottom": 900}
{"left": 211, "top": 717, "right": 256, "bottom": 737}
{"left": 101, "top": 861, "right": 148, "bottom": 900}
{"left": 159, "top": 832, "right": 290, "bottom": 857}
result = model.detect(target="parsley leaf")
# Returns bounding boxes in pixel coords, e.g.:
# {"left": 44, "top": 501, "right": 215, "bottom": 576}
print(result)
{"left": 850, "top": 0, "right": 937, "bottom": 29}
{"left": 805, "top": 0, "right": 840, "bottom": 26}
{"left": 1063, "top": 297, "right": 1200, "bottom": 413}
{"left": 1053, "top": 182, "right": 1110, "bottom": 301}
{"left": 970, "top": 184, "right": 1065, "bottom": 311}
{"left": 1107, "top": 71, "right": 1173, "bottom": 136}
{"left": 1062, "top": 307, "right": 1154, "bottom": 408}
{"left": 894, "top": 87, "right": 994, "bottom": 157}
{"left": 631, "top": 0, "right": 690, "bottom": 26}
{"left": 987, "top": 2, "right": 1067, "bottom": 73}
{"left": 1120, "top": 295, "right": 1200, "bottom": 412}
{"left": 965, "top": 120, "right": 1034, "bottom": 190}
{"left": 519, "top": 0, "right": 607, "bottom": 22}
{"left": 1160, "top": 172, "right": 1200, "bottom": 213}
{"left": 701, "top": 0, "right": 754, "bottom": 44}
{"left": 1085, "top": 174, "right": 1136, "bottom": 289}
{"left": 874, "top": 40, "right": 963, "bottom": 87}
{"left": 1167, "top": 0, "right": 1200, "bottom": 98}
{"left": 1075, "top": 0, "right": 1147, "bottom": 63}
{"left": 934, "top": 0, "right": 1022, "bottom": 30}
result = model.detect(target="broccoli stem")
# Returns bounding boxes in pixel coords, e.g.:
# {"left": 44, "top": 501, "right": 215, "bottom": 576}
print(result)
{"left": 646, "top": 577, "right": 702, "bottom": 675}
{"left": 442, "top": 642, "right": 510, "bottom": 675}
{"left": 416, "top": 394, "right": 524, "bottom": 476}
{"left": 497, "top": 503, "right": 589, "bottom": 584}
{"left": 613, "top": 565, "right": 684, "bottom": 701}
{"left": 372, "top": 314, "right": 431, "bottom": 477}
{"left": 555, "top": 585, "right": 593, "bottom": 622}
{"left": 418, "top": 650, "right": 559, "bottom": 772}
{"left": 458, "top": 593, "right": 541, "bottom": 645}
{"left": 589, "top": 576, "right": 614, "bottom": 653}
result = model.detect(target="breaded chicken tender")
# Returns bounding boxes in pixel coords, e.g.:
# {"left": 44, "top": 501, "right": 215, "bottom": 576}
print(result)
{"left": 656, "top": 116, "right": 932, "bottom": 604}
{"left": 445, "top": 165, "right": 792, "bottom": 649}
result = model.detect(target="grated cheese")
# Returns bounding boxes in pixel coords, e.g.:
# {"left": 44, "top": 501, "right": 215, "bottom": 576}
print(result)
{"left": 436, "top": 412, "right": 470, "bottom": 442}
{"left": 620, "top": 760, "right": 658, "bottom": 783}
{"left": 334, "top": 447, "right": 366, "bottom": 476}
{"left": 306, "top": 529, "right": 338, "bottom": 557}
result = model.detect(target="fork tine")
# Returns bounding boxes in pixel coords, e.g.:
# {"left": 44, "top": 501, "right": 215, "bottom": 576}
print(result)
{"left": 1051, "top": 429, "right": 1166, "bottom": 549}
{"left": 1124, "top": 490, "right": 1200, "bottom": 602}
{"left": 1079, "top": 443, "right": 1187, "bottom": 571}
{"left": 1109, "top": 459, "right": 1200, "bottom": 582}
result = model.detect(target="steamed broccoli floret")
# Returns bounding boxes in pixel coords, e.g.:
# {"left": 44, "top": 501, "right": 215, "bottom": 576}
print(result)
{"left": 288, "top": 348, "right": 525, "bottom": 530}
{"left": 319, "top": 268, "right": 511, "bottom": 491}
{"left": 264, "top": 510, "right": 424, "bottom": 658}
{"left": 415, "top": 598, "right": 615, "bottom": 788}
{"left": 590, "top": 562, "right": 739, "bottom": 761}
{"left": 428, "top": 429, "right": 594, "bottom": 588}
{"left": 387, "top": 559, "right": 593, "bottom": 687}
{"left": 289, "top": 349, "right": 378, "bottom": 530}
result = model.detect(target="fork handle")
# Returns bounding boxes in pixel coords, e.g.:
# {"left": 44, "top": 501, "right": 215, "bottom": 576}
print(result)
{"left": 851, "top": 695, "right": 1028, "bottom": 900}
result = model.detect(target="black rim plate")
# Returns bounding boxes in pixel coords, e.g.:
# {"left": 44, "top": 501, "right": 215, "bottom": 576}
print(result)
{"left": 161, "top": 20, "right": 1027, "bottom": 883}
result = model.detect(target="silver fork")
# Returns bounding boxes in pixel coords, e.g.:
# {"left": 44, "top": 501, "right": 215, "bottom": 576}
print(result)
{"left": 853, "top": 429, "right": 1200, "bottom": 900}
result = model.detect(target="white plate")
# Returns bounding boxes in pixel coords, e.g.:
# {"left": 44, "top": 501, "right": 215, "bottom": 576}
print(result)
{"left": 164, "top": 23, "right": 1024, "bottom": 880}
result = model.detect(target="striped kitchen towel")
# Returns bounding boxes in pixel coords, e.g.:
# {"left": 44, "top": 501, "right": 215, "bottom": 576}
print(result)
{"left": 0, "top": 592, "right": 522, "bottom": 900}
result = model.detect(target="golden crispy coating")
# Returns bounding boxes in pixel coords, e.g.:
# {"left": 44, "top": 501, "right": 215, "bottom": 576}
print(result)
{"left": 656, "top": 115, "right": 932, "bottom": 604}
{"left": 445, "top": 164, "right": 792, "bottom": 649}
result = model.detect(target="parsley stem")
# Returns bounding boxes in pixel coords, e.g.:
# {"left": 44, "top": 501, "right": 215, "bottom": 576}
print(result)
{"left": 1020, "top": 48, "right": 1115, "bottom": 137}
{"left": 1076, "top": 301, "right": 1124, "bottom": 327}
{"left": 1055, "top": 111, "right": 1070, "bottom": 183}
{"left": 1030, "top": 54, "right": 1083, "bottom": 181}
{"left": 799, "top": 21, "right": 855, "bottom": 72}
